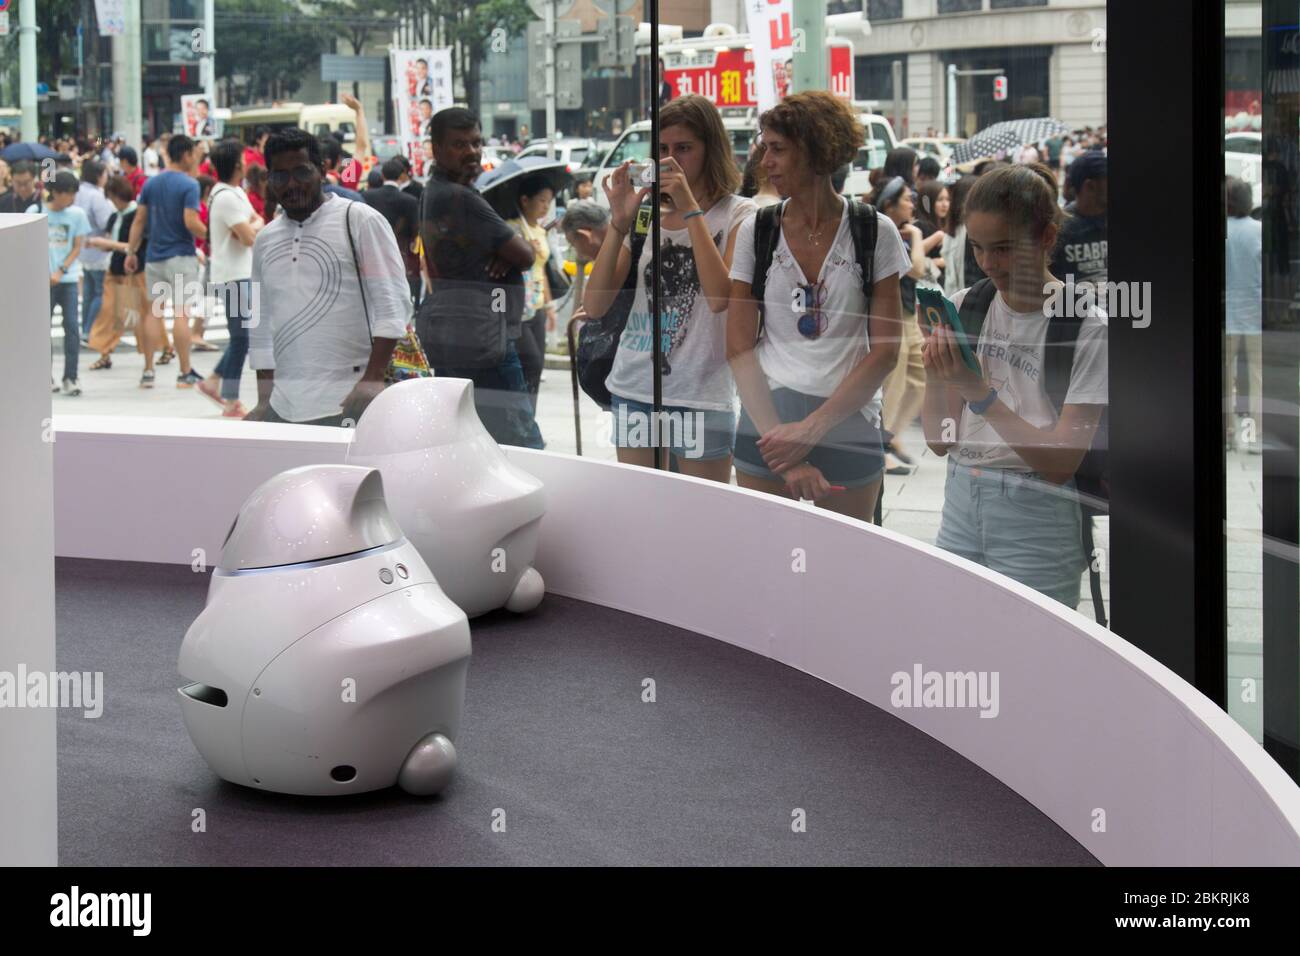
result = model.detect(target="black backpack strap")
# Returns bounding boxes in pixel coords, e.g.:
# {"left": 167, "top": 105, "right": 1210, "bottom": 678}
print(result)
{"left": 956, "top": 277, "right": 997, "bottom": 355}
{"left": 847, "top": 200, "right": 878, "bottom": 317}
{"left": 1043, "top": 316, "right": 1080, "bottom": 414}
{"left": 750, "top": 202, "right": 783, "bottom": 341}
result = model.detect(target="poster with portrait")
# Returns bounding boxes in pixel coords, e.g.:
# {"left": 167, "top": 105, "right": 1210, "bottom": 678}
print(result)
{"left": 179, "top": 94, "right": 218, "bottom": 139}
{"left": 745, "top": 0, "right": 795, "bottom": 115}
{"left": 390, "top": 48, "right": 453, "bottom": 179}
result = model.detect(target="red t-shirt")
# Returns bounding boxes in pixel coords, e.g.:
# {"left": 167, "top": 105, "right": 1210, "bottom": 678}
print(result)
{"left": 197, "top": 202, "right": 210, "bottom": 255}
{"left": 126, "top": 167, "right": 147, "bottom": 198}
{"left": 243, "top": 147, "right": 265, "bottom": 171}
{"left": 248, "top": 190, "right": 265, "bottom": 218}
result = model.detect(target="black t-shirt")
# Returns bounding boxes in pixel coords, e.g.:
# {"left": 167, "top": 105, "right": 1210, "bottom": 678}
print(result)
{"left": 0, "top": 190, "right": 41, "bottom": 215}
{"left": 420, "top": 169, "right": 519, "bottom": 284}
{"left": 1051, "top": 209, "right": 1107, "bottom": 285}
{"left": 418, "top": 168, "right": 526, "bottom": 347}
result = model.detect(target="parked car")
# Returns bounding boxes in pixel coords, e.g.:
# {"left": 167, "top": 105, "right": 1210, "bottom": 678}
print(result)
{"left": 1224, "top": 131, "right": 1262, "bottom": 212}
{"left": 902, "top": 136, "right": 967, "bottom": 168}
{"left": 841, "top": 114, "right": 904, "bottom": 197}
{"left": 590, "top": 118, "right": 757, "bottom": 207}
{"left": 372, "top": 135, "right": 403, "bottom": 163}
{"left": 517, "top": 138, "right": 600, "bottom": 174}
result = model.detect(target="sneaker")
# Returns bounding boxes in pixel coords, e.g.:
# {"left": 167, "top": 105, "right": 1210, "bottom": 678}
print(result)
{"left": 140, "top": 369, "right": 155, "bottom": 389}
{"left": 52, "top": 377, "right": 61, "bottom": 393}
{"left": 176, "top": 369, "right": 204, "bottom": 388}
{"left": 62, "top": 378, "right": 82, "bottom": 396}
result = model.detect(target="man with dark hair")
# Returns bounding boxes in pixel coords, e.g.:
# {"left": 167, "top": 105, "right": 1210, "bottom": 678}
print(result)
{"left": 195, "top": 98, "right": 214, "bottom": 137}
{"left": 244, "top": 125, "right": 271, "bottom": 171}
{"left": 916, "top": 155, "right": 941, "bottom": 187}
{"left": 396, "top": 154, "right": 423, "bottom": 201}
{"left": 1052, "top": 149, "right": 1108, "bottom": 291}
{"left": 118, "top": 146, "right": 147, "bottom": 198}
{"left": 125, "top": 133, "right": 208, "bottom": 388}
{"left": 363, "top": 156, "right": 422, "bottom": 303}
{"left": 244, "top": 128, "right": 410, "bottom": 426}
{"left": 418, "top": 107, "right": 543, "bottom": 448}
{"left": 316, "top": 135, "right": 363, "bottom": 201}
{"left": 43, "top": 172, "right": 92, "bottom": 395}
{"left": 75, "top": 158, "right": 116, "bottom": 343}
{"left": 0, "top": 159, "right": 42, "bottom": 214}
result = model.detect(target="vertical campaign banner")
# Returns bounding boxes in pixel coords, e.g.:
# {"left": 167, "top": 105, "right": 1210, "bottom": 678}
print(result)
{"left": 391, "top": 48, "right": 454, "bottom": 178}
{"left": 745, "top": 0, "right": 794, "bottom": 115}
{"left": 180, "top": 94, "right": 217, "bottom": 139}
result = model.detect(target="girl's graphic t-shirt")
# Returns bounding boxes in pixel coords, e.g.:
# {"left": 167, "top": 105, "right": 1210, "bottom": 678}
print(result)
{"left": 949, "top": 285, "right": 1108, "bottom": 472}
{"left": 605, "top": 193, "right": 755, "bottom": 411}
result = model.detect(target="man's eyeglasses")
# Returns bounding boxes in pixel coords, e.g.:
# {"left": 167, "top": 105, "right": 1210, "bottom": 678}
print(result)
{"left": 267, "top": 166, "right": 318, "bottom": 189}
{"left": 796, "top": 283, "right": 828, "bottom": 340}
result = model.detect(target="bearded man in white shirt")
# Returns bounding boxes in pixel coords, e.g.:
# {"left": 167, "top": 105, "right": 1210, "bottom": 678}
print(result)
{"left": 244, "top": 128, "right": 411, "bottom": 426}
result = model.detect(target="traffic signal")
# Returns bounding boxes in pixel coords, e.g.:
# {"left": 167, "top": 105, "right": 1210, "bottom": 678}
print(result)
{"left": 993, "top": 75, "right": 1008, "bottom": 102}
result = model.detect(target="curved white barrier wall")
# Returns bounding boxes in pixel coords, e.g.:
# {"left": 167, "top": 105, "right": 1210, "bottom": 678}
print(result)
{"left": 50, "top": 416, "right": 1300, "bottom": 865}
{"left": 0, "top": 215, "right": 58, "bottom": 866}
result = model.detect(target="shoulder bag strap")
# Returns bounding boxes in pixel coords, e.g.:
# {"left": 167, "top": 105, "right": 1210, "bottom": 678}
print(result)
{"left": 751, "top": 202, "right": 783, "bottom": 341}
{"left": 344, "top": 201, "right": 374, "bottom": 346}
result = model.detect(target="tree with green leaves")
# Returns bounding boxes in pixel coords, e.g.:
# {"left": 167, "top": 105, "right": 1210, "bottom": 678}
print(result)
{"left": 215, "top": 0, "right": 331, "bottom": 104}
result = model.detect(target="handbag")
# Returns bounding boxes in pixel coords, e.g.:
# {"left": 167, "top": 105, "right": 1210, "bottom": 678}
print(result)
{"left": 345, "top": 202, "right": 432, "bottom": 385}
{"left": 575, "top": 204, "right": 650, "bottom": 408}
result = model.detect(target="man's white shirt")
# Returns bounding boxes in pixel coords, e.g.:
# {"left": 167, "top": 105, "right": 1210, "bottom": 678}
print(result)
{"left": 249, "top": 192, "right": 411, "bottom": 422}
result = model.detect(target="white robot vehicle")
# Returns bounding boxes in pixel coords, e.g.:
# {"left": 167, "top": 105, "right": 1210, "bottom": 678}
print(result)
{"left": 177, "top": 465, "right": 471, "bottom": 796}
{"left": 350, "top": 377, "right": 547, "bottom": 618}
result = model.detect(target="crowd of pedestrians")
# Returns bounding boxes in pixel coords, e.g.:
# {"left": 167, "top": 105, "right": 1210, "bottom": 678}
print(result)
{"left": 0, "top": 94, "right": 1117, "bottom": 614}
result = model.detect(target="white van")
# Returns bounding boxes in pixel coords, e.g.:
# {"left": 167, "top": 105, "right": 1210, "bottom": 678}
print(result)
{"left": 225, "top": 103, "right": 358, "bottom": 154}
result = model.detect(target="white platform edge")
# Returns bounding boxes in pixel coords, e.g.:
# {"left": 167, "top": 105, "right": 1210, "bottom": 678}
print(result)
{"left": 49, "top": 414, "right": 1300, "bottom": 866}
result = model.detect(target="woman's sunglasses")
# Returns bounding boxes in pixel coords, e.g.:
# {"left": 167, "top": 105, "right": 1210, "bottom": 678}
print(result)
{"left": 267, "top": 165, "right": 319, "bottom": 190}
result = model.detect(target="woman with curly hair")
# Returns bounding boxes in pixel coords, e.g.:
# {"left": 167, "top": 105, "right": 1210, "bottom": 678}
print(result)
{"left": 726, "top": 90, "right": 911, "bottom": 521}
{"left": 583, "top": 93, "right": 755, "bottom": 482}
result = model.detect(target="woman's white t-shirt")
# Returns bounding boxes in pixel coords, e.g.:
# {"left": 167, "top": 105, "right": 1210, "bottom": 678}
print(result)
{"left": 729, "top": 197, "right": 910, "bottom": 426}
{"left": 949, "top": 285, "right": 1108, "bottom": 471}
{"left": 605, "top": 193, "right": 755, "bottom": 411}
{"left": 207, "top": 183, "right": 256, "bottom": 285}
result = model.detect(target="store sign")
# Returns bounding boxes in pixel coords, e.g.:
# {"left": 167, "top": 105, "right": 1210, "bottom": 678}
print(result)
{"left": 663, "top": 47, "right": 853, "bottom": 110}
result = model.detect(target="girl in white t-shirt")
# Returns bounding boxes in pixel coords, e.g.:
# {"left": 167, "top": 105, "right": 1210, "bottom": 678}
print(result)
{"left": 727, "top": 91, "right": 910, "bottom": 522}
{"left": 921, "top": 163, "right": 1108, "bottom": 608}
{"left": 583, "top": 94, "right": 753, "bottom": 483}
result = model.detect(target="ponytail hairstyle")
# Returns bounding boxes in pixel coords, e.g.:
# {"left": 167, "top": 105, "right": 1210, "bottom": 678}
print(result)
{"left": 944, "top": 174, "right": 975, "bottom": 237}
{"left": 963, "top": 161, "right": 1064, "bottom": 240}
{"left": 915, "top": 180, "right": 949, "bottom": 232}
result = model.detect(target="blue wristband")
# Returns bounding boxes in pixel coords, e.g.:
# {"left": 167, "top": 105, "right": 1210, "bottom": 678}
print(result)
{"left": 967, "top": 387, "right": 998, "bottom": 415}
{"left": 681, "top": 209, "right": 704, "bottom": 221}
